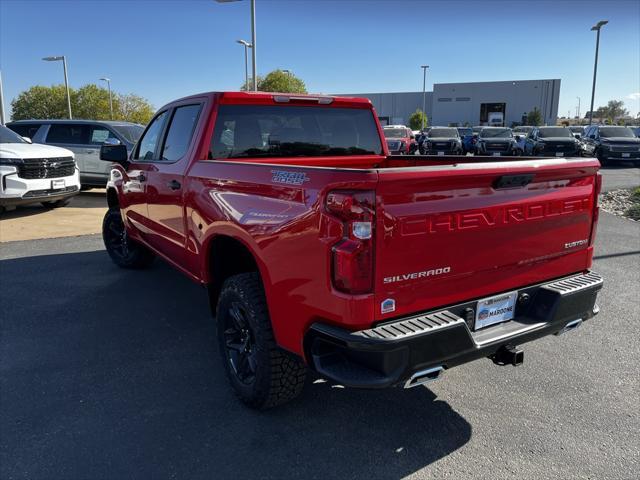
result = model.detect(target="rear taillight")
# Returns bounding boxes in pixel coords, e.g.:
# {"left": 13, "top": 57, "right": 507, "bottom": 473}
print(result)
{"left": 326, "top": 190, "right": 375, "bottom": 294}
{"left": 589, "top": 172, "right": 602, "bottom": 246}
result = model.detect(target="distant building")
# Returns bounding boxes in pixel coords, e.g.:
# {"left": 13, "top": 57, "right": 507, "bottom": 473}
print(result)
{"left": 338, "top": 79, "right": 561, "bottom": 127}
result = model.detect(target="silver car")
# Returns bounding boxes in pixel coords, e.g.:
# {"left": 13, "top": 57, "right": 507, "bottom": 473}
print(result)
{"left": 6, "top": 120, "right": 144, "bottom": 188}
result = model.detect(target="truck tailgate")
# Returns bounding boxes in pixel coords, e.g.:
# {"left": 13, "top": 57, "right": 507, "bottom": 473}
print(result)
{"left": 374, "top": 158, "right": 600, "bottom": 321}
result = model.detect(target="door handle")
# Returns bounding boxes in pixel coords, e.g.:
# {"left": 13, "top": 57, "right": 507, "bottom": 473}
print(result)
{"left": 167, "top": 179, "right": 181, "bottom": 190}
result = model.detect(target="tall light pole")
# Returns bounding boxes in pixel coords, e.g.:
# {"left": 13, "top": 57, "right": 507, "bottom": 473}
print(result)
{"left": 420, "top": 65, "right": 429, "bottom": 130}
{"left": 100, "top": 77, "right": 113, "bottom": 120}
{"left": 0, "top": 70, "right": 5, "bottom": 125}
{"left": 576, "top": 96, "right": 581, "bottom": 120}
{"left": 588, "top": 20, "right": 608, "bottom": 125}
{"left": 236, "top": 40, "right": 252, "bottom": 89}
{"left": 43, "top": 56, "right": 72, "bottom": 119}
{"left": 217, "top": 0, "right": 257, "bottom": 91}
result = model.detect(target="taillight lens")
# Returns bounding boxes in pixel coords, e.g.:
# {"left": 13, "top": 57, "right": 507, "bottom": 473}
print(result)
{"left": 589, "top": 172, "right": 602, "bottom": 247}
{"left": 326, "top": 190, "right": 375, "bottom": 294}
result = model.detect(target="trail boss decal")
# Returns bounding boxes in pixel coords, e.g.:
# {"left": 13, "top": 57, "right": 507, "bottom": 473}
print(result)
{"left": 383, "top": 266, "right": 451, "bottom": 284}
{"left": 271, "top": 170, "right": 310, "bottom": 185}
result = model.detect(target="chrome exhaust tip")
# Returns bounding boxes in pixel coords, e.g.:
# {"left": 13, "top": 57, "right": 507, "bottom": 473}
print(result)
{"left": 555, "top": 318, "right": 583, "bottom": 336}
{"left": 404, "top": 366, "right": 444, "bottom": 389}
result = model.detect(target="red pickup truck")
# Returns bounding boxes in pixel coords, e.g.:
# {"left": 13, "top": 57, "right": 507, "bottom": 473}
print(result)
{"left": 100, "top": 91, "right": 603, "bottom": 409}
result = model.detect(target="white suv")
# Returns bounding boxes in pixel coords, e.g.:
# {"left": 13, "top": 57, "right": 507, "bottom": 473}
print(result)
{"left": 0, "top": 125, "right": 80, "bottom": 211}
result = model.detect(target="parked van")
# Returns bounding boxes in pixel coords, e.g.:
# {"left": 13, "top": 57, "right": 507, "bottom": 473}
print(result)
{"left": 7, "top": 120, "right": 143, "bottom": 188}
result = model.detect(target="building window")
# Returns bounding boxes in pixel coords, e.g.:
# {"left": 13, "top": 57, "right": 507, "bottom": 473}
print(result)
{"left": 437, "top": 98, "right": 452, "bottom": 102}
{"left": 455, "top": 97, "right": 471, "bottom": 102}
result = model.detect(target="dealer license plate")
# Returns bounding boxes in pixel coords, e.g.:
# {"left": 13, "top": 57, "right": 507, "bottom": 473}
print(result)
{"left": 475, "top": 291, "right": 517, "bottom": 330}
{"left": 622, "top": 153, "right": 630, "bottom": 158}
{"left": 492, "top": 152, "right": 501, "bottom": 156}
{"left": 437, "top": 151, "right": 445, "bottom": 156}
{"left": 51, "top": 179, "right": 65, "bottom": 189}
{"left": 555, "top": 152, "right": 564, "bottom": 157}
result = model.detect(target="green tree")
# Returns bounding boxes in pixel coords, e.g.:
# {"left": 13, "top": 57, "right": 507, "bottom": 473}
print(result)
{"left": 11, "top": 85, "right": 71, "bottom": 120}
{"left": 115, "top": 93, "right": 155, "bottom": 125}
{"left": 73, "top": 84, "right": 113, "bottom": 120}
{"left": 240, "top": 70, "right": 307, "bottom": 94}
{"left": 408, "top": 109, "right": 428, "bottom": 130}
{"left": 526, "top": 107, "right": 543, "bottom": 126}
{"left": 10, "top": 84, "right": 154, "bottom": 124}
{"left": 599, "top": 100, "right": 629, "bottom": 124}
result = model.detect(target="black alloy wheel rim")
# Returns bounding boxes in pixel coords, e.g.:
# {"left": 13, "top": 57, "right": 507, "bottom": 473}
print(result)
{"left": 105, "top": 214, "right": 130, "bottom": 260}
{"left": 223, "top": 302, "right": 257, "bottom": 385}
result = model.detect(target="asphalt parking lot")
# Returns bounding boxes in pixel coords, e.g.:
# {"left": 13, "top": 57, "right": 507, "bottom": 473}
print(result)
{"left": 0, "top": 168, "right": 639, "bottom": 479}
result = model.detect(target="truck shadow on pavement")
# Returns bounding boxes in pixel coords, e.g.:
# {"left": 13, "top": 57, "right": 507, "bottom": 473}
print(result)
{"left": 0, "top": 250, "right": 471, "bottom": 480}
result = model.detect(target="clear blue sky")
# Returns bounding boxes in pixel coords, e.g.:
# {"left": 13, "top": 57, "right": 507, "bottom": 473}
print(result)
{"left": 1, "top": 0, "right": 639, "bottom": 119}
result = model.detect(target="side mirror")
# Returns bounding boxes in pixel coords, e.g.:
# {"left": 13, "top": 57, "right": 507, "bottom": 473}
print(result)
{"left": 100, "top": 144, "right": 128, "bottom": 166}
{"left": 22, "top": 136, "right": 32, "bottom": 144}
{"left": 515, "top": 135, "right": 521, "bottom": 141}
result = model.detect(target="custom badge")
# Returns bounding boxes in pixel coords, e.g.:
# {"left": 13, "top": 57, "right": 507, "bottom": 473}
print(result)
{"left": 381, "top": 298, "right": 396, "bottom": 314}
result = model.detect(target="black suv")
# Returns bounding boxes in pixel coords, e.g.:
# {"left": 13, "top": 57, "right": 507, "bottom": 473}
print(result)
{"left": 581, "top": 125, "right": 640, "bottom": 164}
{"left": 524, "top": 126, "right": 580, "bottom": 157}
{"left": 475, "top": 127, "right": 521, "bottom": 156}
{"left": 422, "top": 127, "right": 463, "bottom": 155}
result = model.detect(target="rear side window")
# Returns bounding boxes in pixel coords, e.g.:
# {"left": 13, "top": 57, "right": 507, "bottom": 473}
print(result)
{"left": 134, "top": 111, "right": 169, "bottom": 160}
{"left": 161, "top": 104, "right": 202, "bottom": 161}
{"left": 90, "top": 126, "right": 119, "bottom": 145}
{"left": 7, "top": 124, "right": 41, "bottom": 139}
{"left": 209, "top": 105, "right": 382, "bottom": 159}
{"left": 46, "top": 124, "right": 90, "bottom": 144}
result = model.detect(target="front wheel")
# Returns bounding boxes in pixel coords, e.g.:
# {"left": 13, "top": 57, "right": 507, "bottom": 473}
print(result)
{"left": 217, "top": 272, "right": 306, "bottom": 409}
{"left": 102, "top": 208, "right": 155, "bottom": 269}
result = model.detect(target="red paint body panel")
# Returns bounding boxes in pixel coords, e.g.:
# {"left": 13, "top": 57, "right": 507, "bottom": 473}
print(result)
{"left": 109, "top": 91, "right": 601, "bottom": 359}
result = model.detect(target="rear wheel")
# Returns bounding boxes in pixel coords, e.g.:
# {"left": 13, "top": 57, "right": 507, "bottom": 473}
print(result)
{"left": 217, "top": 272, "right": 306, "bottom": 409}
{"left": 102, "top": 208, "right": 155, "bottom": 268}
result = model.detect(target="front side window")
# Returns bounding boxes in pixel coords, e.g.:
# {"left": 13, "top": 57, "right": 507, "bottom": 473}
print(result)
{"left": 162, "top": 105, "right": 202, "bottom": 161}
{"left": 111, "top": 125, "right": 144, "bottom": 144}
{"left": 134, "top": 111, "right": 168, "bottom": 160}
{"left": 46, "top": 124, "right": 90, "bottom": 144}
{"left": 210, "top": 105, "right": 382, "bottom": 159}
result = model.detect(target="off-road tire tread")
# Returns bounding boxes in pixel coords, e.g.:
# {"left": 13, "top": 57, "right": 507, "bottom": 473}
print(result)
{"left": 217, "top": 272, "right": 306, "bottom": 409}
{"left": 102, "top": 209, "right": 155, "bottom": 269}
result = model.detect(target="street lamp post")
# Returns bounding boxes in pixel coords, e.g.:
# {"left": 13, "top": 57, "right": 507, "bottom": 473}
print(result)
{"left": 0, "top": 70, "right": 5, "bottom": 125}
{"left": 100, "top": 77, "right": 113, "bottom": 120}
{"left": 420, "top": 65, "right": 429, "bottom": 130}
{"left": 43, "top": 56, "right": 72, "bottom": 119}
{"left": 236, "top": 40, "right": 252, "bottom": 89}
{"left": 217, "top": 0, "right": 257, "bottom": 91}
{"left": 576, "top": 96, "right": 581, "bottom": 120}
{"left": 588, "top": 20, "right": 608, "bottom": 126}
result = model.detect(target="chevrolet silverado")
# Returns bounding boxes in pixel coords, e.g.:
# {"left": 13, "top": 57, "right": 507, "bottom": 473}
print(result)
{"left": 99, "top": 91, "right": 603, "bottom": 409}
